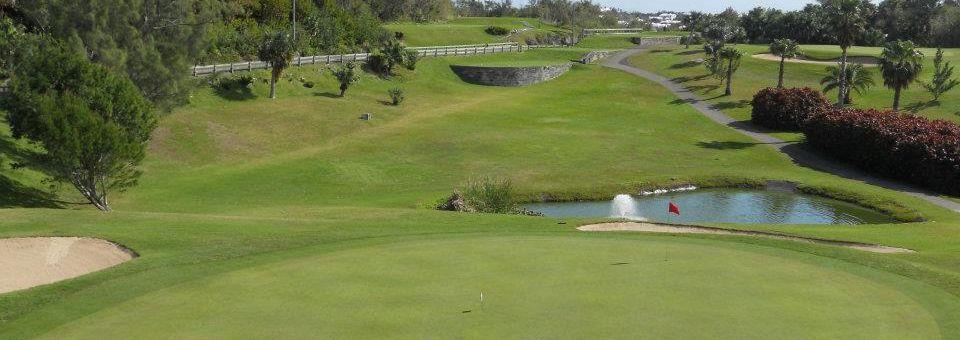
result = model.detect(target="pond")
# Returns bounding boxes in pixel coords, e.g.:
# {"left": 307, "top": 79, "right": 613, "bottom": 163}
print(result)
{"left": 523, "top": 189, "right": 896, "bottom": 225}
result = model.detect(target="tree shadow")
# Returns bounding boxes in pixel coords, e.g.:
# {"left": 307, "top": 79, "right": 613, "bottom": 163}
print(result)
{"left": 671, "top": 74, "right": 711, "bottom": 83}
{"left": 0, "top": 136, "right": 60, "bottom": 208}
{"left": 649, "top": 49, "right": 672, "bottom": 54}
{"left": 676, "top": 50, "right": 702, "bottom": 56}
{"left": 314, "top": 92, "right": 342, "bottom": 98}
{"left": 212, "top": 79, "right": 256, "bottom": 101}
{"left": 712, "top": 99, "right": 751, "bottom": 110}
{"left": 670, "top": 98, "right": 697, "bottom": 105}
{"left": 696, "top": 141, "right": 759, "bottom": 150}
{"left": 687, "top": 84, "right": 720, "bottom": 94}
{"left": 904, "top": 100, "right": 940, "bottom": 113}
{"left": 669, "top": 61, "right": 700, "bottom": 69}
{"left": 0, "top": 174, "right": 60, "bottom": 208}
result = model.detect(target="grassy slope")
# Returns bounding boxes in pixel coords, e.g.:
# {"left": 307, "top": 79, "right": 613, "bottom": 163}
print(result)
{"left": 3, "top": 48, "right": 960, "bottom": 337}
{"left": 576, "top": 31, "right": 686, "bottom": 50}
{"left": 629, "top": 44, "right": 960, "bottom": 127}
{"left": 386, "top": 17, "right": 562, "bottom": 47}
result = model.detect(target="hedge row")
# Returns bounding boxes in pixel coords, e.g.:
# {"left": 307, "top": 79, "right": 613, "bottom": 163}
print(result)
{"left": 804, "top": 107, "right": 960, "bottom": 195}
{"left": 751, "top": 87, "right": 829, "bottom": 131}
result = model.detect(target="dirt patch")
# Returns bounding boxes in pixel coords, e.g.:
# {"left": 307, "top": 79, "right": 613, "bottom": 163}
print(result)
{"left": 578, "top": 222, "right": 913, "bottom": 254}
{"left": 0, "top": 237, "right": 136, "bottom": 294}
{"left": 752, "top": 53, "right": 878, "bottom": 67}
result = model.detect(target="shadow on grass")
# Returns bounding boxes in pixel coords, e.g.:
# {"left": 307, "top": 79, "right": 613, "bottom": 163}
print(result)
{"left": 213, "top": 86, "right": 255, "bottom": 101}
{"left": 670, "top": 98, "right": 697, "bottom": 105}
{"left": 0, "top": 175, "right": 60, "bottom": 208}
{"left": 696, "top": 141, "right": 759, "bottom": 150}
{"left": 0, "top": 136, "right": 60, "bottom": 208}
{"left": 688, "top": 84, "right": 720, "bottom": 94}
{"left": 314, "top": 92, "right": 342, "bottom": 99}
{"left": 712, "top": 99, "right": 751, "bottom": 110}
{"left": 672, "top": 74, "right": 711, "bottom": 83}
{"left": 676, "top": 50, "right": 701, "bottom": 56}
{"left": 669, "top": 61, "right": 700, "bottom": 69}
{"left": 905, "top": 100, "right": 940, "bottom": 113}
{"left": 649, "top": 49, "right": 673, "bottom": 54}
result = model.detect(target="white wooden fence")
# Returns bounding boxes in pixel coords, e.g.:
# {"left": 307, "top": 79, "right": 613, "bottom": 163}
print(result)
{"left": 637, "top": 36, "right": 682, "bottom": 46}
{"left": 192, "top": 43, "right": 525, "bottom": 76}
{"left": 582, "top": 28, "right": 647, "bottom": 36}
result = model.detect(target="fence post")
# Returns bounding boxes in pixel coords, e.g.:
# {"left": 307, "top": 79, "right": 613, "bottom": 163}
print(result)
{"left": 192, "top": 64, "right": 197, "bottom": 77}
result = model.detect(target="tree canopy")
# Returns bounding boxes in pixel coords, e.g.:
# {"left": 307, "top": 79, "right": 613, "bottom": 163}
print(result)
{"left": 4, "top": 40, "right": 157, "bottom": 211}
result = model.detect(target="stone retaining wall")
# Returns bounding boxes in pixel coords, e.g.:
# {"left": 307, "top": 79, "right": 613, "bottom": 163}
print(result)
{"left": 450, "top": 64, "right": 572, "bottom": 87}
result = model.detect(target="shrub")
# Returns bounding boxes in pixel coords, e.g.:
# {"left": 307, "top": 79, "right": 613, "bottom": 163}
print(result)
{"left": 485, "top": 26, "right": 510, "bottom": 36}
{"left": 751, "top": 87, "right": 829, "bottom": 131}
{"left": 804, "top": 107, "right": 960, "bottom": 195}
{"left": 331, "top": 62, "right": 359, "bottom": 97}
{"left": 403, "top": 50, "right": 418, "bottom": 70}
{"left": 462, "top": 177, "right": 515, "bottom": 214}
{"left": 388, "top": 88, "right": 405, "bottom": 105}
{"left": 212, "top": 74, "right": 254, "bottom": 91}
{"left": 365, "top": 52, "right": 390, "bottom": 75}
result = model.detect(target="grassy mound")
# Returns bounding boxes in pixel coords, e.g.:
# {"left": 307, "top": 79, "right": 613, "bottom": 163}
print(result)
{"left": 30, "top": 236, "right": 957, "bottom": 339}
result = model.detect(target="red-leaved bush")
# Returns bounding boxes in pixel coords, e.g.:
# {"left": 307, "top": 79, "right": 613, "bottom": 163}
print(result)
{"left": 751, "top": 87, "right": 829, "bottom": 131}
{"left": 804, "top": 107, "right": 960, "bottom": 194}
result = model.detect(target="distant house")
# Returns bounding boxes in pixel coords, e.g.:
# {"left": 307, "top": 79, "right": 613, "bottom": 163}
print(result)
{"left": 649, "top": 12, "right": 681, "bottom": 30}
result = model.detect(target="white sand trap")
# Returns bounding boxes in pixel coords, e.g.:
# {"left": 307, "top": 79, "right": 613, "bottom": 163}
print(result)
{"left": 0, "top": 237, "right": 136, "bottom": 294}
{"left": 578, "top": 222, "right": 913, "bottom": 254}
{"left": 752, "top": 53, "right": 878, "bottom": 67}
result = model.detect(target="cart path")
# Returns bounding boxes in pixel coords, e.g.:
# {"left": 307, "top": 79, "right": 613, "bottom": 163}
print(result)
{"left": 601, "top": 48, "right": 960, "bottom": 213}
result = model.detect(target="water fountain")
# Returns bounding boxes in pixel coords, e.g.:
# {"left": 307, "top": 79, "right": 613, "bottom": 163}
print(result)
{"left": 611, "top": 194, "right": 641, "bottom": 220}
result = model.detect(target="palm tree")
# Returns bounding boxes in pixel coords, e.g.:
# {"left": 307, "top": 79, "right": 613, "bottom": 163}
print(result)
{"left": 720, "top": 47, "right": 743, "bottom": 96}
{"left": 879, "top": 40, "right": 924, "bottom": 111}
{"left": 821, "top": 63, "right": 875, "bottom": 105}
{"left": 820, "top": 0, "right": 868, "bottom": 105}
{"left": 258, "top": 32, "right": 294, "bottom": 99}
{"left": 770, "top": 39, "right": 800, "bottom": 88}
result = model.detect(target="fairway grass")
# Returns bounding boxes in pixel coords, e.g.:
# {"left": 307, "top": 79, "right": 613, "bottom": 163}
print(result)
{"left": 629, "top": 44, "right": 960, "bottom": 125}
{"left": 30, "top": 236, "right": 959, "bottom": 339}
{"left": 4, "top": 46, "right": 960, "bottom": 338}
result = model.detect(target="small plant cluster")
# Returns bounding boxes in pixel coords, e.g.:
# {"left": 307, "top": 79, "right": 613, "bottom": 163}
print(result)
{"left": 437, "top": 177, "right": 541, "bottom": 216}
{"left": 485, "top": 26, "right": 510, "bottom": 36}
{"left": 366, "top": 40, "right": 418, "bottom": 76}
{"left": 388, "top": 88, "right": 404, "bottom": 105}
{"left": 751, "top": 87, "right": 829, "bottom": 131}
{"left": 211, "top": 74, "right": 255, "bottom": 91}
{"left": 331, "top": 62, "right": 360, "bottom": 97}
{"left": 804, "top": 107, "right": 960, "bottom": 195}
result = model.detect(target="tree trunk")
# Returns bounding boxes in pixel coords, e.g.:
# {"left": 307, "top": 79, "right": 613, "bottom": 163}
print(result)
{"left": 340, "top": 84, "right": 347, "bottom": 97}
{"left": 269, "top": 68, "right": 279, "bottom": 99}
{"left": 725, "top": 58, "right": 734, "bottom": 96}
{"left": 893, "top": 87, "right": 902, "bottom": 111}
{"left": 777, "top": 57, "right": 785, "bottom": 88}
{"left": 838, "top": 46, "right": 849, "bottom": 106}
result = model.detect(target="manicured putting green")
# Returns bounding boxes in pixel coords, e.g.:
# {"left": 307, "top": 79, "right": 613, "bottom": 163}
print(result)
{"left": 37, "top": 236, "right": 951, "bottom": 339}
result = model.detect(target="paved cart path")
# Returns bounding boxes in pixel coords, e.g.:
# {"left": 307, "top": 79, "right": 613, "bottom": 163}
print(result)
{"left": 602, "top": 48, "right": 960, "bottom": 213}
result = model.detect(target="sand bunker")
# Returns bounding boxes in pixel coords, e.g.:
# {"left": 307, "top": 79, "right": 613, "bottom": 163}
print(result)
{"left": 578, "top": 222, "right": 913, "bottom": 254}
{"left": 752, "top": 53, "right": 878, "bottom": 67}
{"left": 0, "top": 237, "right": 136, "bottom": 294}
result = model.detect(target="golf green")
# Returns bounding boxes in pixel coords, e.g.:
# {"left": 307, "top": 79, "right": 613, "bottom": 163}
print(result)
{"left": 34, "top": 235, "right": 957, "bottom": 339}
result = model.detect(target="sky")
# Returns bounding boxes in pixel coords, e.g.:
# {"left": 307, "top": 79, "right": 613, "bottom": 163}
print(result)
{"left": 559, "top": 0, "right": 819, "bottom": 13}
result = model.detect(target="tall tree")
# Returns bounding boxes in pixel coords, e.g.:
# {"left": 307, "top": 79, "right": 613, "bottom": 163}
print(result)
{"left": 879, "top": 40, "right": 924, "bottom": 111}
{"left": 4, "top": 40, "right": 157, "bottom": 211}
{"left": 821, "top": 63, "right": 875, "bottom": 105}
{"left": 922, "top": 48, "right": 960, "bottom": 101}
{"left": 720, "top": 47, "right": 743, "bottom": 96}
{"left": 16, "top": 0, "right": 220, "bottom": 111}
{"left": 820, "top": 0, "right": 869, "bottom": 105}
{"left": 258, "top": 31, "right": 294, "bottom": 99}
{"left": 681, "top": 11, "right": 707, "bottom": 49}
{"left": 769, "top": 39, "right": 800, "bottom": 88}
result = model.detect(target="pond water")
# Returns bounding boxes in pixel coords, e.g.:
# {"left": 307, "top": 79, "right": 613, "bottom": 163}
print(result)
{"left": 523, "top": 189, "right": 896, "bottom": 225}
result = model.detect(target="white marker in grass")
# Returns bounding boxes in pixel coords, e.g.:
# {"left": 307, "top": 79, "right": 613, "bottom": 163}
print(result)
{"left": 480, "top": 291, "right": 484, "bottom": 303}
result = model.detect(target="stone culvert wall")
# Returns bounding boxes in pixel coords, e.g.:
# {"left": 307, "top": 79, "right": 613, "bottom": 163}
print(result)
{"left": 450, "top": 64, "right": 573, "bottom": 87}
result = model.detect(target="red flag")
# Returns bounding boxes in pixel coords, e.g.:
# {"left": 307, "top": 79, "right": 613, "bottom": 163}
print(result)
{"left": 668, "top": 202, "right": 680, "bottom": 215}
